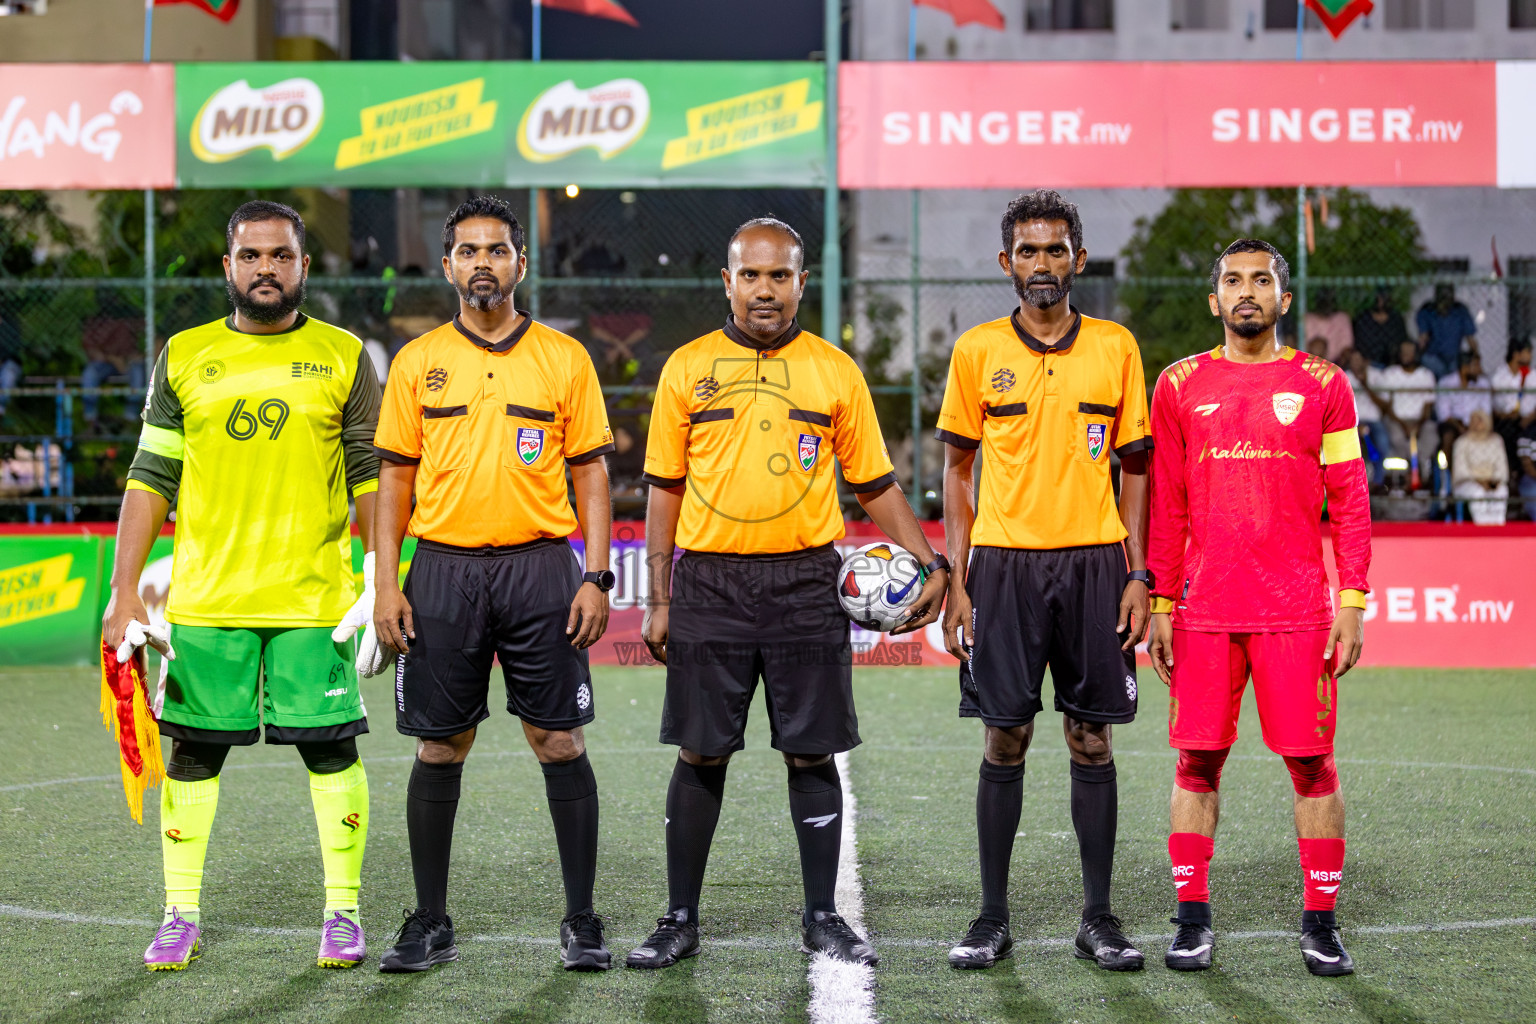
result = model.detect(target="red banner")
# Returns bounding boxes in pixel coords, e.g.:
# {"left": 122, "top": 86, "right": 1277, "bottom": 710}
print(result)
{"left": 0, "top": 64, "right": 175, "bottom": 189}
{"left": 839, "top": 61, "right": 1500, "bottom": 190}
{"left": 581, "top": 523, "right": 1534, "bottom": 670}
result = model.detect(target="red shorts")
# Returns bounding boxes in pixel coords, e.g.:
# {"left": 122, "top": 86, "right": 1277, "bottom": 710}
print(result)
{"left": 1168, "top": 629, "right": 1337, "bottom": 756}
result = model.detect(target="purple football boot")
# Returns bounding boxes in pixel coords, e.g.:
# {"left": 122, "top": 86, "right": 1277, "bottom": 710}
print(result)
{"left": 318, "top": 910, "right": 367, "bottom": 968}
{"left": 144, "top": 909, "right": 201, "bottom": 971}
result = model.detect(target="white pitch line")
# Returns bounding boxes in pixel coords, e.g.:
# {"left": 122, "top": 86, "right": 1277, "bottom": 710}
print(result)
{"left": 807, "top": 750, "right": 877, "bottom": 1024}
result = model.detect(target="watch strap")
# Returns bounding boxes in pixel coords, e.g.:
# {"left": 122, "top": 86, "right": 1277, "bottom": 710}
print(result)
{"left": 922, "top": 554, "right": 951, "bottom": 577}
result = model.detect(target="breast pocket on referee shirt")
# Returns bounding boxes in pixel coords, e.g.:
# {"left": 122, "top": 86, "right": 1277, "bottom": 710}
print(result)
{"left": 421, "top": 405, "right": 469, "bottom": 471}
{"left": 504, "top": 403, "right": 560, "bottom": 471}
{"left": 1074, "top": 402, "right": 1116, "bottom": 466}
{"left": 983, "top": 400, "right": 1031, "bottom": 464}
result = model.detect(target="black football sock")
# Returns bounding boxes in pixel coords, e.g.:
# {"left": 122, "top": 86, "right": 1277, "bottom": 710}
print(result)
{"left": 541, "top": 752, "right": 600, "bottom": 919}
{"left": 1070, "top": 759, "right": 1119, "bottom": 922}
{"left": 786, "top": 759, "right": 843, "bottom": 924}
{"left": 1302, "top": 909, "right": 1338, "bottom": 930}
{"left": 977, "top": 759, "right": 1025, "bottom": 923}
{"left": 665, "top": 758, "right": 728, "bottom": 924}
{"left": 406, "top": 759, "right": 463, "bottom": 921}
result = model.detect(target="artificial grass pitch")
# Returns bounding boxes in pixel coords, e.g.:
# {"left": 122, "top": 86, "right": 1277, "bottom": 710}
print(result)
{"left": 0, "top": 665, "right": 1532, "bottom": 1023}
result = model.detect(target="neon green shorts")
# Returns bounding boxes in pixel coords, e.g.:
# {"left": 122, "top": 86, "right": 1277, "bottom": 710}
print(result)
{"left": 156, "top": 624, "right": 367, "bottom": 745}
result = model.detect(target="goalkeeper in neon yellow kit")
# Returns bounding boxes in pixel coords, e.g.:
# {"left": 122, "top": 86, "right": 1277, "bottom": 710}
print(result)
{"left": 103, "top": 201, "right": 384, "bottom": 971}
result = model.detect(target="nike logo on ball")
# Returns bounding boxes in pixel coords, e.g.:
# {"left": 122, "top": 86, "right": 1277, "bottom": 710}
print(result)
{"left": 884, "top": 576, "right": 919, "bottom": 604}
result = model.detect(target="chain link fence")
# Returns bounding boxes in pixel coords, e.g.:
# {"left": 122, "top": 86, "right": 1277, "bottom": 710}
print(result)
{"left": 1, "top": 186, "right": 1531, "bottom": 523}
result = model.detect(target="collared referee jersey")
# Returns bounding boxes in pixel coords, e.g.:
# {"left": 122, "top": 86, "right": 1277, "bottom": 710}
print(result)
{"left": 374, "top": 312, "right": 614, "bottom": 548}
{"left": 643, "top": 317, "right": 897, "bottom": 554}
{"left": 936, "top": 308, "right": 1151, "bottom": 551}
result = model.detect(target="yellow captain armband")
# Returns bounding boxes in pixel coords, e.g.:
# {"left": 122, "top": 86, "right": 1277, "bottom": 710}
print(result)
{"left": 1321, "top": 428, "right": 1362, "bottom": 466}
{"left": 1150, "top": 596, "right": 1175, "bottom": 614}
{"left": 125, "top": 479, "right": 169, "bottom": 500}
{"left": 1338, "top": 589, "right": 1368, "bottom": 610}
{"left": 351, "top": 478, "right": 379, "bottom": 499}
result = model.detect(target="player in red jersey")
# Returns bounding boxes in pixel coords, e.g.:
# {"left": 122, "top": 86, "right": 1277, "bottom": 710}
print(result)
{"left": 1146, "top": 239, "right": 1371, "bottom": 977}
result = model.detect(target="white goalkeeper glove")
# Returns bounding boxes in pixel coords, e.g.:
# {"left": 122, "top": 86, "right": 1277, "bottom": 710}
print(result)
{"left": 332, "top": 551, "right": 388, "bottom": 677}
{"left": 116, "top": 619, "right": 175, "bottom": 664}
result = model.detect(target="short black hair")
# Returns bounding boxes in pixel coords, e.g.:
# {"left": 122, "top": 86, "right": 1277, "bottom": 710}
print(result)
{"left": 226, "top": 200, "right": 305, "bottom": 253}
{"left": 727, "top": 216, "right": 805, "bottom": 268}
{"left": 442, "top": 195, "right": 526, "bottom": 257}
{"left": 1000, "top": 189, "right": 1082, "bottom": 257}
{"left": 1210, "top": 238, "right": 1290, "bottom": 293}
{"left": 1509, "top": 337, "right": 1533, "bottom": 359}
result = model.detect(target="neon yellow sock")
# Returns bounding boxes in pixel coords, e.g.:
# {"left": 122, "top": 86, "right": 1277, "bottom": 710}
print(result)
{"left": 161, "top": 776, "right": 220, "bottom": 918}
{"left": 309, "top": 760, "right": 368, "bottom": 913}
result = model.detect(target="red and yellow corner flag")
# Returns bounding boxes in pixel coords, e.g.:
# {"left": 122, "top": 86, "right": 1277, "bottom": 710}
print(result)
{"left": 1305, "top": 0, "right": 1374, "bottom": 39}
{"left": 154, "top": 0, "right": 240, "bottom": 23}
{"left": 541, "top": 0, "right": 639, "bottom": 27}
{"left": 99, "top": 640, "right": 165, "bottom": 824}
{"left": 915, "top": 0, "right": 1006, "bottom": 30}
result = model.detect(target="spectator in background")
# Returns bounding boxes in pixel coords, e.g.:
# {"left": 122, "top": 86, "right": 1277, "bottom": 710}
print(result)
{"left": 1434, "top": 351, "right": 1492, "bottom": 460}
{"left": 1353, "top": 287, "right": 1408, "bottom": 368}
{"left": 1304, "top": 287, "right": 1353, "bottom": 362}
{"left": 1518, "top": 420, "right": 1536, "bottom": 520}
{"left": 1306, "top": 336, "right": 1330, "bottom": 361}
{"left": 1416, "top": 283, "right": 1477, "bottom": 379}
{"left": 1452, "top": 409, "right": 1509, "bottom": 526}
{"left": 1490, "top": 338, "right": 1534, "bottom": 477}
{"left": 1342, "top": 347, "right": 1390, "bottom": 486}
{"left": 79, "top": 302, "right": 146, "bottom": 433}
{"left": 0, "top": 312, "right": 22, "bottom": 421}
{"left": 1377, "top": 338, "right": 1438, "bottom": 476}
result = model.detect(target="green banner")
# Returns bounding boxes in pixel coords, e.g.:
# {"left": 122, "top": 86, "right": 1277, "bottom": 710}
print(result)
{"left": 175, "top": 61, "right": 826, "bottom": 188}
{"left": 0, "top": 533, "right": 414, "bottom": 667}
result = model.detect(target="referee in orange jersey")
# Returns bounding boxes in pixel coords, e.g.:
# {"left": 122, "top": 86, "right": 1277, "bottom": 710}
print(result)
{"left": 371, "top": 196, "right": 617, "bottom": 973}
{"left": 938, "top": 190, "right": 1153, "bottom": 972}
{"left": 625, "top": 218, "right": 949, "bottom": 969}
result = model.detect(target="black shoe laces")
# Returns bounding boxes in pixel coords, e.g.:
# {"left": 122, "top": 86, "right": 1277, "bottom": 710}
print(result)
{"left": 565, "top": 911, "right": 605, "bottom": 945}
{"left": 643, "top": 915, "right": 688, "bottom": 946}
{"left": 1085, "top": 913, "right": 1129, "bottom": 938}
{"left": 394, "top": 907, "right": 441, "bottom": 944}
{"left": 960, "top": 917, "right": 1008, "bottom": 947}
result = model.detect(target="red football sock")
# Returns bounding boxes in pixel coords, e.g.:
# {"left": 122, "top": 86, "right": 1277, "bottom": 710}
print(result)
{"left": 1298, "top": 837, "right": 1345, "bottom": 911}
{"left": 1168, "top": 832, "right": 1214, "bottom": 903}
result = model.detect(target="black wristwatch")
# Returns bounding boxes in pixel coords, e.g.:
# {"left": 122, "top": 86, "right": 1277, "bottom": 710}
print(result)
{"left": 1127, "top": 569, "right": 1154, "bottom": 589}
{"left": 583, "top": 569, "right": 616, "bottom": 593}
{"left": 922, "top": 554, "right": 952, "bottom": 578}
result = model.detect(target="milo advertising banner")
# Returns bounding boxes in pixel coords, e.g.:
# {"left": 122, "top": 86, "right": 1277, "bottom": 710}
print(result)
{"left": 175, "top": 61, "right": 826, "bottom": 188}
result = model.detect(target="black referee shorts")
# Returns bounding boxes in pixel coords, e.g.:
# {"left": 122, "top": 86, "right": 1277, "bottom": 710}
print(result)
{"left": 661, "top": 544, "right": 858, "bottom": 758}
{"left": 960, "top": 543, "right": 1138, "bottom": 728}
{"left": 394, "top": 537, "right": 594, "bottom": 738}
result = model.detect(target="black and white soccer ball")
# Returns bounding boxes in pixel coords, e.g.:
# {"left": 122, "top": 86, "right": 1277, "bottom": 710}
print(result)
{"left": 836, "top": 542, "right": 923, "bottom": 632}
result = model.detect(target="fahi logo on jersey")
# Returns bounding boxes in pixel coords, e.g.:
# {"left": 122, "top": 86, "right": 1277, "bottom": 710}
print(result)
{"left": 797, "top": 433, "right": 821, "bottom": 471}
{"left": 198, "top": 360, "right": 226, "bottom": 385}
{"left": 291, "top": 361, "right": 334, "bottom": 381}
{"left": 517, "top": 427, "right": 544, "bottom": 466}
{"left": 1086, "top": 422, "right": 1107, "bottom": 461}
{"left": 1272, "top": 392, "right": 1305, "bottom": 426}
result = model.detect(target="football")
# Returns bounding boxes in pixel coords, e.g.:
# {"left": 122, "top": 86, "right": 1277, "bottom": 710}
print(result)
{"left": 836, "top": 541, "right": 924, "bottom": 632}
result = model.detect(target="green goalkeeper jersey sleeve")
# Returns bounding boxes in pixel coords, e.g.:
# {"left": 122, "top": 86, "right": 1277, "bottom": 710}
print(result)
{"left": 126, "top": 313, "right": 382, "bottom": 627}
